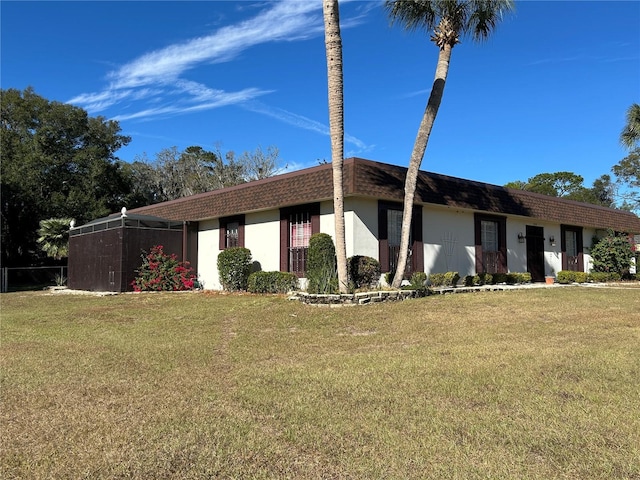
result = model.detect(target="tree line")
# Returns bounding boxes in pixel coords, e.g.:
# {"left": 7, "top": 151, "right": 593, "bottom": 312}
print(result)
{"left": 0, "top": 87, "right": 280, "bottom": 267}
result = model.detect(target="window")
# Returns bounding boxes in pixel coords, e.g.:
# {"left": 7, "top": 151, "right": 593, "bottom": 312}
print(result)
{"left": 378, "top": 201, "right": 423, "bottom": 277}
{"left": 481, "top": 220, "right": 498, "bottom": 253}
{"left": 289, "top": 211, "right": 311, "bottom": 274}
{"left": 561, "top": 225, "right": 583, "bottom": 272}
{"left": 474, "top": 214, "right": 507, "bottom": 274}
{"left": 219, "top": 215, "right": 244, "bottom": 249}
{"left": 280, "top": 204, "right": 320, "bottom": 276}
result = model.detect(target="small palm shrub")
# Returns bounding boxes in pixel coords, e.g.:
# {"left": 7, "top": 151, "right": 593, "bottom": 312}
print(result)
{"left": 347, "top": 255, "right": 381, "bottom": 290}
{"left": 248, "top": 271, "right": 298, "bottom": 294}
{"left": 217, "top": 247, "right": 252, "bottom": 291}
{"left": 132, "top": 245, "right": 196, "bottom": 292}
{"left": 37, "top": 217, "right": 72, "bottom": 260}
{"left": 306, "top": 233, "right": 338, "bottom": 294}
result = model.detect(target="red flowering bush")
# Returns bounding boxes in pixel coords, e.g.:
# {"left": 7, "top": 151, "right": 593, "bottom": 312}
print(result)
{"left": 131, "top": 245, "right": 197, "bottom": 292}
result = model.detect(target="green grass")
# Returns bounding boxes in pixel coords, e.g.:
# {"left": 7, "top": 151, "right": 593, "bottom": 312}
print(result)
{"left": 2, "top": 287, "right": 639, "bottom": 479}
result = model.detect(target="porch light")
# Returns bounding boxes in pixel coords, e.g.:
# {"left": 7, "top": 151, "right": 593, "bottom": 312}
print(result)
{"left": 517, "top": 232, "right": 525, "bottom": 243}
{"left": 549, "top": 235, "right": 556, "bottom": 247}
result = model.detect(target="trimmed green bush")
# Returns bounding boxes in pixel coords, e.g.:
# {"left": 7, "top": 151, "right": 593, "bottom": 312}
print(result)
{"left": 556, "top": 270, "right": 575, "bottom": 284}
{"left": 444, "top": 271, "right": 460, "bottom": 287}
{"left": 588, "top": 271, "right": 621, "bottom": 283}
{"left": 429, "top": 272, "right": 459, "bottom": 287}
{"left": 410, "top": 272, "right": 427, "bottom": 289}
{"left": 475, "top": 273, "right": 493, "bottom": 286}
{"left": 306, "top": 233, "right": 338, "bottom": 294}
{"left": 247, "top": 271, "right": 298, "bottom": 294}
{"left": 492, "top": 273, "right": 508, "bottom": 284}
{"left": 574, "top": 272, "right": 588, "bottom": 283}
{"left": 217, "top": 247, "right": 252, "bottom": 291}
{"left": 347, "top": 255, "right": 381, "bottom": 290}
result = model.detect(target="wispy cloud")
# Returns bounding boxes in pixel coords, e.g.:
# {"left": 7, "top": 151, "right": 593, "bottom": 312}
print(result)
{"left": 243, "top": 101, "right": 372, "bottom": 153}
{"left": 69, "top": 1, "right": 324, "bottom": 120}
{"left": 69, "top": 0, "right": 373, "bottom": 150}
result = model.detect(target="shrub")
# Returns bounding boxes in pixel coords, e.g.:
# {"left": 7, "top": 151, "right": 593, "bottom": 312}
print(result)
{"left": 428, "top": 272, "right": 459, "bottom": 287}
{"left": 492, "top": 273, "right": 508, "bottom": 284}
{"left": 590, "top": 230, "right": 634, "bottom": 278}
{"left": 217, "top": 247, "right": 252, "bottom": 291}
{"left": 588, "top": 271, "right": 621, "bottom": 283}
{"left": 247, "top": 271, "right": 298, "bottom": 294}
{"left": 520, "top": 272, "right": 532, "bottom": 284}
{"left": 557, "top": 270, "right": 575, "bottom": 284}
{"left": 428, "top": 273, "right": 445, "bottom": 287}
{"left": 474, "top": 273, "right": 493, "bottom": 286}
{"left": 444, "top": 271, "right": 460, "bottom": 287}
{"left": 348, "top": 256, "right": 381, "bottom": 290}
{"left": 574, "top": 272, "right": 588, "bottom": 283}
{"left": 306, "top": 233, "right": 338, "bottom": 294}
{"left": 131, "top": 245, "right": 197, "bottom": 292}
{"left": 463, "top": 275, "right": 475, "bottom": 287}
{"left": 508, "top": 272, "right": 531, "bottom": 284}
{"left": 410, "top": 272, "right": 427, "bottom": 289}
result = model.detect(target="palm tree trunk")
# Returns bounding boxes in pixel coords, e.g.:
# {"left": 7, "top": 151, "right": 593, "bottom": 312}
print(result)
{"left": 391, "top": 43, "right": 453, "bottom": 288}
{"left": 323, "top": 0, "right": 349, "bottom": 293}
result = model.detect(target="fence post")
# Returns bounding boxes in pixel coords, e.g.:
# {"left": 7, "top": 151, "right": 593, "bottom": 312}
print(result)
{"left": 1, "top": 267, "right": 7, "bottom": 293}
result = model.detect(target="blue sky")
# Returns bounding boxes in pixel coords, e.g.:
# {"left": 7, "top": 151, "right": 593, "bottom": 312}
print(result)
{"left": 2, "top": 1, "right": 639, "bottom": 188}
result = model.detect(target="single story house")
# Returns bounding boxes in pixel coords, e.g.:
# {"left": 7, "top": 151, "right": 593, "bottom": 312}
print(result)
{"left": 118, "top": 157, "right": 639, "bottom": 290}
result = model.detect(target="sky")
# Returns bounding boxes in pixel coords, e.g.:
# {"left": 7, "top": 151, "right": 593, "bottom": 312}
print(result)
{"left": 2, "top": 0, "right": 639, "bottom": 189}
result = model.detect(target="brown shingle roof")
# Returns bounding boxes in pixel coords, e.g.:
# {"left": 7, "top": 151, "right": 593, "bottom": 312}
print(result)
{"left": 130, "top": 157, "right": 640, "bottom": 233}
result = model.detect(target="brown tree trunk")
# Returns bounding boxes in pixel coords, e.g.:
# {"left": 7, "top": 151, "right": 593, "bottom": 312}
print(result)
{"left": 392, "top": 43, "right": 452, "bottom": 288}
{"left": 323, "top": 0, "right": 348, "bottom": 293}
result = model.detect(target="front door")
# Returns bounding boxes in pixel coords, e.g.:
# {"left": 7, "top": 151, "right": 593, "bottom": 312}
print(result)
{"left": 526, "top": 226, "right": 545, "bottom": 282}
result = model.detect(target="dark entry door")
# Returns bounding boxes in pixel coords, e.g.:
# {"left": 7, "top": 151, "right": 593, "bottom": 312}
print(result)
{"left": 526, "top": 226, "right": 545, "bottom": 282}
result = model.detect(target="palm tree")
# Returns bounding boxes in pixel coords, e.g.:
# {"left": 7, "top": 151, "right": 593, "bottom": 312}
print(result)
{"left": 37, "top": 217, "right": 73, "bottom": 260}
{"left": 385, "top": 0, "right": 514, "bottom": 288}
{"left": 323, "top": 0, "right": 349, "bottom": 293}
{"left": 620, "top": 103, "right": 640, "bottom": 149}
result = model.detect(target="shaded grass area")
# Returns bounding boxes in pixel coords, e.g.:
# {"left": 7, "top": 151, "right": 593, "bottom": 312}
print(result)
{"left": 2, "top": 288, "right": 639, "bottom": 479}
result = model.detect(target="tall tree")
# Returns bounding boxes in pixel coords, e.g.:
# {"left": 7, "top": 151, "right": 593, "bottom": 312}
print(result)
{"left": 128, "top": 144, "right": 281, "bottom": 204}
{"left": 612, "top": 103, "right": 640, "bottom": 213}
{"left": 1, "top": 87, "right": 132, "bottom": 267}
{"left": 385, "top": 0, "right": 514, "bottom": 288}
{"left": 505, "top": 172, "right": 615, "bottom": 208}
{"left": 237, "top": 145, "right": 282, "bottom": 181}
{"left": 323, "top": 0, "right": 348, "bottom": 293}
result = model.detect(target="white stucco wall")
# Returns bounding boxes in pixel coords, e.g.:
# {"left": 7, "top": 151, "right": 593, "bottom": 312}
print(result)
{"left": 244, "top": 210, "right": 281, "bottom": 274}
{"left": 197, "top": 211, "right": 282, "bottom": 290}
{"left": 196, "top": 218, "right": 220, "bottom": 290}
{"left": 348, "top": 197, "right": 379, "bottom": 259}
{"left": 196, "top": 197, "right": 601, "bottom": 290}
{"left": 422, "top": 207, "right": 475, "bottom": 276}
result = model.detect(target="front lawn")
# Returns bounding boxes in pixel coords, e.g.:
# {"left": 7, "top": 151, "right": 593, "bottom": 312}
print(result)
{"left": 1, "top": 287, "right": 639, "bottom": 479}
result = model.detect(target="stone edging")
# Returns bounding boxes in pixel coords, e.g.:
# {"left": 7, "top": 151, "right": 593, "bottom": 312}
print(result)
{"left": 289, "top": 289, "right": 426, "bottom": 306}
